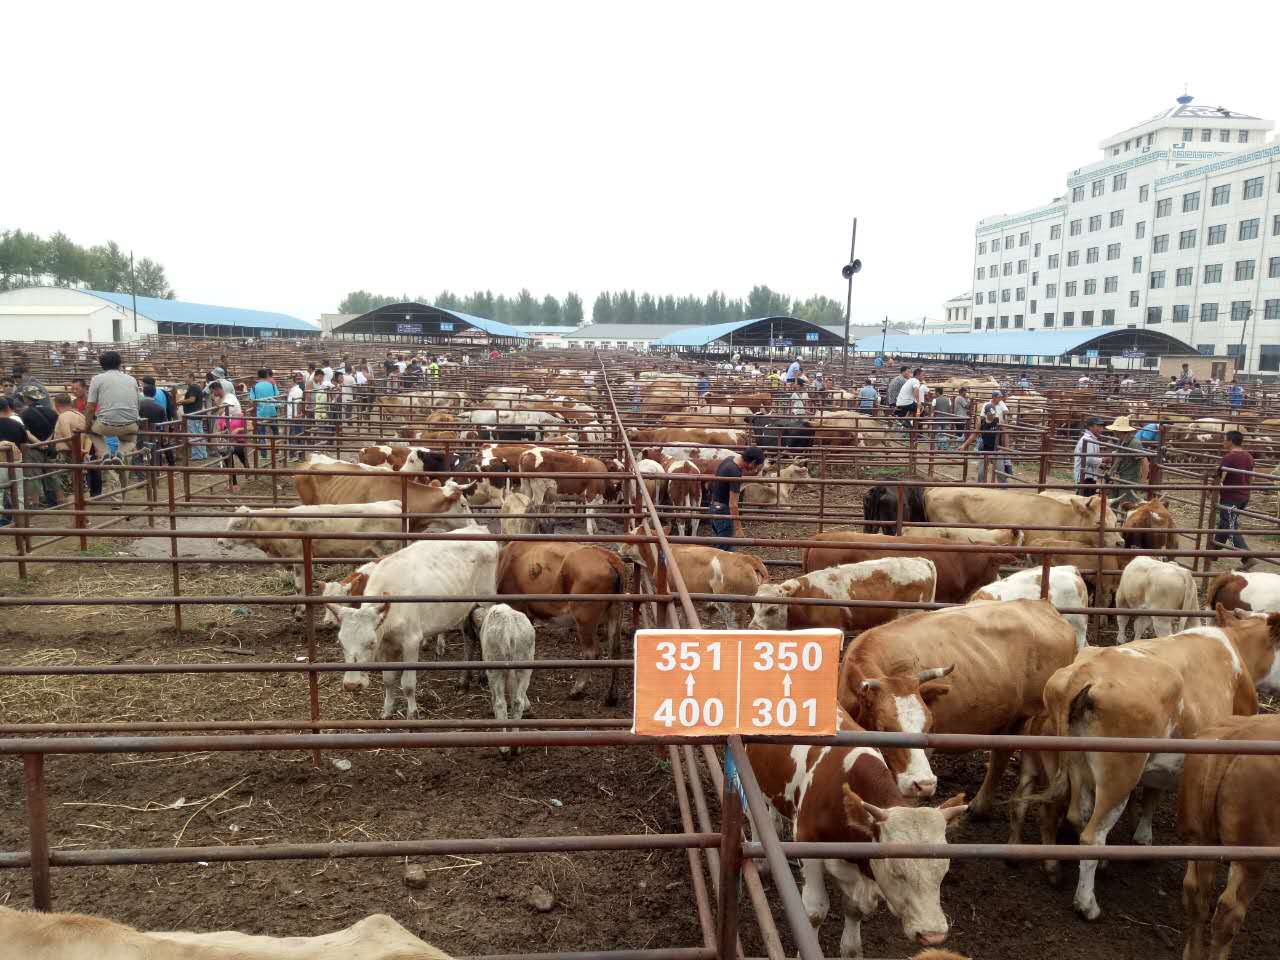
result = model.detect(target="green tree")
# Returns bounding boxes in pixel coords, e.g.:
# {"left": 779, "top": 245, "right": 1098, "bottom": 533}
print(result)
{"left": 461, "top": 290, "right": 495, "bottom": 318}
{"left": 511, "top": 288, "right": 538, "bottom": 325}
{"left": 338, "top": 290, "right": 398, "bottom": 314}
{"left": 435, "top": 290, "right": 461, "bottom": 310}
{"left": 591, "top": 291, "right": 613, "bottom": 324}
{"left": 746, "top": 285, "right": 791, "bottom": 319}
{"left": 614, "top": 290, "right": 637, "bottom": 324}
{"left": 637, "top": 293, "right": 657, "bottom": 324}
{"left": 133, "top": 257, "right": 174, "bottom": 298}
{"left": 793, "top": 294, "right": 844, "bottom": 327}
{"left": 538, "top": 294, "right": 561, "bottom": 326}
{"left": 45, "top": 232, "right": 85, "bottom": 287}
{"left": 563, "top": 291, "right": 584, "bottom": 326}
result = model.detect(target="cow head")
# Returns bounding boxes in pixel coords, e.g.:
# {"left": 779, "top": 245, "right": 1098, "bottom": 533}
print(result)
{"left": 748, "top": 583, "right": 790, "bottom": 631}
{"left": 842, "top": 785, "right": 967, "bottom": 948}
{"left": 217, "top": 506, "right": 254, "bottom": 547}
{"left": 1215, "top": 604, "right": 1280, "bottom": 694}
{"left": 329, "top": 598, "right": 392, "bottom": 691}
{"left": 849, "top": 667, "right": 953, "bottom": 798}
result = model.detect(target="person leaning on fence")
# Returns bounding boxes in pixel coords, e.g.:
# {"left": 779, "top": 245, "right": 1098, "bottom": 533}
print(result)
{"left": 706, "top": 446, "right": 766, "bottom": 551}
{"left": 207, "top": 381, "right": 249, "bottom": 493}
{"left": 1103, "top": 415, "right": 1148, "bottom": 508}
{"left": 10, "top": 395, "right": 61, "bottom": 508}
{"left": 51, "top": 393, "right": 100, "bottom": 500}
{"left": 139, "top": 384, "right": 174, "bottom": 467}
{"left": 85, "top": 351, "right": 140, "bottom": 462}
{"left": 931, "top": 386, "right": 954, "bottom": 451}
{"left": 249, "top": 368, "right": 280, "bottom": 462}
{"left": 1210, "top": 430, "right": 1256, "bottom": 570}
{"left": 180, "top": 374, "right": 208, "bottom": 461}
{"left": 959, "top": 403, "right": 1011, "bottom": 484}
{"left": 1073, "top": 416, "right": 1106, "bottom": 495}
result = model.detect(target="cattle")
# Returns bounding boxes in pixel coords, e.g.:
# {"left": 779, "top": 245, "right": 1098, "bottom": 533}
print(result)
{"left": 741, "top": 460, "right": 812, "bottom": 507}
{"left": 923, "top": 486, "right": 1119, "bottom": 548}
{"left": 499, "top": 490, "right": 545, "bottom": 536}
{"left": 902, "top": 525, "right": 1023, "bottom": 547}
{"left": 219, "top": 501, "right": 407, "bottom": 587}
{"left": 1178, "top": 713, "right": 1280, "bottom": 960}
{"left": 1032, "top": 538, "right": 1126, "bottom": 609}
{"left": 656, "top": 455, "right": 705, "bottom": 537}
{"left": 1206, "top": 570, "right": 1280, "bottom": 614}
{"left": 311, "top": 559, "right": 377, "bottom": 626}
{"left": 0, "top": 906, "right": 453, "bottom": 960}
{"left": 356, "top": 445, "right": 428, "bottom": 472}
{"left": 862, "top": 485, "right": 928, "bottom": 534}
{"left": 748, "top": 708, "right": 967, "bottom": 958}
{"left": 1120, "top": 496, "right": 1178, "bottom": 554}
{"left": 750, "top": 558, "right": 937, "bottom": 634}
{"left": 1114, "top": 555, "right": 1200, "bottom": 641}
{"left": 632, "top": 457, "right": 668, "bottom": 504}
{"left": 618, "top": 531, "right": 768, "bottom": 629}
{"left": 294, "top": 461, "right": 474, "bottom": 532}
{"left": 970, "top": 565, "right": 1089, "bottom": 649}
{"left": 470, "top": 603, "right": 535, "bottom": 756}
{"left": 628, "top": 426, "right": 748, "bottom": 448}
{"left": 808, "top": 412, "right": 872, "bottom": 451}
{"left": 516, "top": 447, "right": 610, "bottom": 534}
{"left": 842, "top": 599, "right": 1078, "bottom": 817}
{"left": 747, "top": 414, "right": 815, "bottom": 452}
{"left": 327, "top": 524, "right": 498, "bottom": 718}
{"left": 496, "top": 541, "right": 625, "bottom": 703}
{"left": 1035, "top": 606, "right": 1280, "bottom": 920}
{"left": 465, "top": 407, "right": 565, "bottom": 441}
{"left": 802, "top": 530, "right": 1009, "bottom": 603}
{"left": 703, "top": 390, "right": 772, "bottom": 412}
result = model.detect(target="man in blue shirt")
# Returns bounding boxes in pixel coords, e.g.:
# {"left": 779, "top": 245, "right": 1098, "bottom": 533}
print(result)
{"left": 857, "top": 379, "right": 878, "bottom": 410}
{"left": 873, "top": 355, "right": 884, "bottom": 370}
{"left": 783, "top": 357, "right": 803, "bottom": 386}
{"left": 249, "top": 368, "right": 280, "bottom": 463}
{"left": 697, "top": 371, "right": 710, "bottom": 398}
{"left": 1229, "top": 381, "right": 1245, "bottom": 409}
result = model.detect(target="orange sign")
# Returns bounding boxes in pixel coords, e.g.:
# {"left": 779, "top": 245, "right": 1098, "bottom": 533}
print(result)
{"left": 632, "top": 629, "right": 842, "bottom": 736}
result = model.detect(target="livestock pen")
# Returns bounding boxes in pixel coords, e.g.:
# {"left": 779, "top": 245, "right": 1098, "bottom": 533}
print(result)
{"left": 3, "top": 350, "right": 1280, "bottom": 960}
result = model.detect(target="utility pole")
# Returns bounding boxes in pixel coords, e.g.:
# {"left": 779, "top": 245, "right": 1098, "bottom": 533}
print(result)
{"left": 130, "top": 251, "right": 139, "bottom": 335}
{"left": 880, "top": 315, "right": 888, "bottom": 356}
{"left": 840, "top": 217, "right": 862, "bottom": 382}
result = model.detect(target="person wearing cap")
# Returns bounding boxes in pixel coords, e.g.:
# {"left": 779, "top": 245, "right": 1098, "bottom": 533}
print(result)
{"left": 1104, "top": 415, "right": 1146, "bottom": 507}
{"left": 707, "top": 446, "right": 766, "bottom": 551}
{"left": 958, "top": 402, "right": 1010, "bottom": 484}
{"left": 1074, "top": 416, "right": 1106, "bottom": 495}
{"left": 986, "top": 389, "right": 1009, "bottom": 423}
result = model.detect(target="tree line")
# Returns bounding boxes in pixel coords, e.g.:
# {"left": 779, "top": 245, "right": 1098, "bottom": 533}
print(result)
{"left": 0, "top": 229, "right": 175, "bottom": 298}
{"left": 338, "top": 285, "right": 846, "bottom": 328}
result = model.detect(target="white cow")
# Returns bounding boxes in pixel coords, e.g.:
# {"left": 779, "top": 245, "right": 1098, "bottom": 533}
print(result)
{"left": 328, "top": 524, "right": 499, "bottom": 718}
{"left": 970, "top": 565, "right": 1090, "bottom": 649}
{"left": 1115, "top": 555, "right": 1200, "bottom": 641}
{"left": 471, "top": 603, "right": 536, "bottom": 755}
{"left": 499, "top": 490, "right": 540, "bottom": 535}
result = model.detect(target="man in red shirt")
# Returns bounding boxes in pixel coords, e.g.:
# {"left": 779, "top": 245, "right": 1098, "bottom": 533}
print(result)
{"left": 1211, "top": 430, "right": 1256, "bottom": 569}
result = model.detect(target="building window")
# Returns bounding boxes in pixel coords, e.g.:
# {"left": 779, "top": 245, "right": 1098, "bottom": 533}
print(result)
{"left": 1182, "top": 127, "right": 1193, "bottom": 141}
{"left": 988, "top": 289, "right": 996, "bottom": 302}
{"left": 1178, "top": 229, "right": 1196, "bottom": 250}
{"left": 975, "top": 292, "right": 983, "bottom": 305}
{"left": 1050, "top": 223, "right": 1062, "bottom": 240}
{"left": 1220, "top": 129, "right": 1231, "bottom": 142}
{"left": 977, "top": 266, "right": 985, "bottom": 280}
{"left": 1204, "top": 263, "right": 1223, "bottom": 283}
{"left": 1089, "top": 214, "right": 1102, "bottom": 232}
{"left": 1266, "top": 299, "right": 1280, "bottom": 320}
{"left": 1001, "top": 289, "right": 1011, "bottom": 302}
{"left": 1243, "top": 177, "right": 1264, "bottom": 200}
{"left": 1081, "top": 310, "right": 1095, "bottom": 326}
{"left": 1133, "top": 255, "right": 1143, "bottom": 273}
{"left": 1017, "top": 259, "right": 1027, "bottom": 274}
{"left": 1086, "top": 247, "right": 1099, "bottom": 264}
{"left": 1197, "top": 343, "right": 1215, "bottom": 355}
{"left": 1092, "top": 179, "right": 1105, "bottom": 197}
{"left": 974, "top": 317, "right": 982, "bottom": 329}
{"left": 1150, "top": 270, "right": 1166, "bottom": 289}
{"left": 1274, "top": 214, "right": 1280, "bottom": 236}
{"left": 1239, "top": 218, "right": 1260, "bottom": 241}
{"left": 1065, "top": 281, "right": 1078, "bottom": 297}
{"left": 1102, "top": 308, "right": 1116, "bottom": 326}
{"left": 1135, "top": 221, "right": 1146, "bottom": 239}
{"left": 1212, "top": 184, "right": 1231, "bottom": 206}
{"left": 1107, "top": 242, "right": 1120, "bottom": 261}
{"left": 1104, "top": 275, "right": 1118, "bottom": 293}
{"left": 1005, "top": 236, "right": 1015, "bottom": 250}
{"left": 1173, "top": 304, "right": 1190, "bottom": 322}
{"left": 1156, "top": 198, "right": 1172, "bottom": 218}
{"left": 1043, "top": 312, "right": 1055, "bottom": 327}
{"left": 1048, "top": 253, "right": 1060, "bottom": 269}
{"left": 1207, "top": 224, "right": 1226, "bottom": 245}
{"left": 1139, "top": 185, "right": 1150, "bottom": 202}
{"left": 1129, "top": 290, "right": 1140, "bottom": 307}
{"left": 1071, "top": 186, "right": 1085, "bottom": 202}
{"left": 1235, "top": 259, "right": 1255, "bottom": 281}
{"left": 986, "top": 317, "right": 994, "bottom": 329}
{"left": 1016, "top": 287, "right": 1026, "bottom": 301}
{"left": 1019, "top": 231, "right": 1029, "bottom": 246}
{"left": 1201, "top": 129, "right": 1212, "bottom": 142}
{"left": 1030, "top": 299, "right": 1037, "bottom": 312}
{"left": 1003, "top": 262, "right": 1013, "bottom": 276}
{"left": 978, "top": 241, "right": 987, "bottom": 255}
{"left": 1176, "top": 267, "right": 1193, "bottom": 286}
{"left": 1183, "top": 191, "right": 1200, "bottom": 213}
{"left": 1152, "top": 234, "right": 1169, "bottom": 254}
{"left": 1069, "top": 219, "right": 1082, "bottom": 236}
{"left": 1046, "top": 283, "right": 1057, "bottom": 298}
{"left": 1109, "top": 209, "right": 1124, "bottom": 228}
{"left": 1231, "top": 301, "right": 1251, "bottom": 321}
{"left": 1014, "top": 314, "right": 1024, "bottom": 328}
{"left": 1084, "top": 279, "right": 1097, "bottom": 295}
{"left": 1240, "top": 130, "right": 1250, "bottom": 144}
{"left": 1200, "top": 302, "right": 1219, "bottom": 323}
{"left": 1067, "top": 250, "right": 1080, "bottom": 267}
{"left": 1147, "top": 306, "right": 1162, "bottom": 324}
{"left": 1270, "top": 256, "right": 1280, "bottom": 279}
{"left": 1147, "top": 133, "right": 1154, "bottom": 146}
{"left": 1000, "top": 316, "right": 1009, "bottom": 329}
{"left": 1033, "top": 242, "right": 1041, "bottom": 257}
{"left": 1031, "top": 270, "right": 1039, "bottom": 285}
{"left": 1063, "top": 311, "right": 1075, "bottom": 326}
{"left": 1113, "top": 172, "right": 1127, "bottom": 191}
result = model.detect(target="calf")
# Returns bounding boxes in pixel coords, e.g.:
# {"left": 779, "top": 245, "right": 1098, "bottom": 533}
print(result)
{"left": 1206, "top": 570, "right": 1280, "bottom": 613}
{"left": 1032, "top": 538, "right": 1126, "bottom": 609}
{"left": 862, "top": 484, "right": 928, "bottom": 534}
{"left": 970, "top": 565, "right": 1089, "bottom": 649}
{"left": 750, "top": 558, "right": 937, "bottom": 634}
{"left": 1037, "top": 606, "right": 1280, "bottom": 920}
{"left": 803, "top": 530, "right": 1009, "bottom": 603}
{"left": 741, "top": 460, "right": 812, "bottom": 507}
{"left": 499, "top": 490, "right": 541, "bottom": 536}
{"left": 1115, "top": 555, "right": 1200, "bottom": 641}
{"left": 1120, "top": 496, "right": 1178, "bottom": 555}
{"left": 471, "top": 603, "right": 536, "bottom": 756}
{"left": 618, "top": 530, "right": 768, "bottom": 629}
{"left": 357, "top": 445, "right": 427, "bottom": 472}
{"left": 749, "top": 709, "right": 967, "bottom": 958}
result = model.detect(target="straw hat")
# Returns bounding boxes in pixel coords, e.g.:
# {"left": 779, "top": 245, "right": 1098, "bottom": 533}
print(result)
{"left": 1106, "top": 415, "right": 1137, "bottom": 432}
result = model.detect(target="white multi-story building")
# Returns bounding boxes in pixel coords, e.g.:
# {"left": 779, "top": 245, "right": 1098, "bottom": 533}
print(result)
{"left": 968, "top": 95, "right": 1279, "bottom": 373}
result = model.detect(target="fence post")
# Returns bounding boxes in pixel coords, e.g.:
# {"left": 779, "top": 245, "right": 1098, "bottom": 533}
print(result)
{"left": 24, "top": 753, "right": 51, "bottom": 911}
{"left": 1093, "top": 479, "right": 1107, "bottom": 643}
{"left": 8, "top": 446, "right": 29, "bottom": 580}
{"left": 894, "top": 483, "right": 904, "bottom": 537}
{"left": 303, "top": 535, "right": 322, "bottom": 765}
{"left": 1037, "top": 420, "right": 1052, "bottom": 493}
{"left": 817, "top": 445, "right": 827, "bottom": 534}
{"left": 71, "top": 433, "right": 88, "bottom": 550}
{"left": 270, "top": 430, "right": 279, "bottom": 505}
{"left": 167, "top": 467, "right": 183, "bottom": 633}
{"left": 716, "top": 761, "right": 744, "bottom": 960}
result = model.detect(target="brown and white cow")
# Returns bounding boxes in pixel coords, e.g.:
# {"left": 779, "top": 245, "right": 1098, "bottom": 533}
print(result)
{"left": 628, "top": 426, "right": 747, "bottom": 448}
{"left": 618, "top": 530, "right": 768, "bottom": 628}
{"left": 1120, "top": 496, "right": 1178, "bottom": 554}
{"left": 748, "top": 708, "right": 967, "bottom": 958}
{"left": 294, "top": 462, "right": 474, "bottom": 532}
{"left": 1114, "top": 555, "right": 1200, "bottom": 641}
{"left": 841, "top": 598, "right": 1078, "bottom": 817}
{"left": 1036, "top": 605, "right": 1280, "bottom": 920}
{"left": 969, "top": 565, "right": 1089, "bottom": 649}
{"left": 750, "top": 558, "right": 937, "bottom": 634}
{"left": 741, "top": 460, "right": 812, "bottom": 507}
{"left": 923, "top": 487, "right": 1119, "bottom": 548}
{"left": 357, "top": 445, "right": 427, "bottom": 472}
{"left": 1031, "top": 538, "right": 1127, "bottom": 609}
{"left": 516, "top": 447, "right": 610, "bottom": 534}
{"left": 1178, "top": 712, "right": 1280, "bottom": 960}
{"left": 802, "top": 530, "right": 1009, "bottom": 603}
{"left": 496, "top": 540, "right": 625, "bottom": 703}
{"left": 1206, "top": 570, "right": 1280, "bottom": 614}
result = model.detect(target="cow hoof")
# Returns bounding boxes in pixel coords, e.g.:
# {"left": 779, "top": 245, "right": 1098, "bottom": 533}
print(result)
{"left": 1044, "top": 863, "right": 1063, "bottom": 887}
{"left": 568, "top": 680, "right": 588, "bottom": 700}
{"left": 1073, "top": 900, "right": 1101, "bottom": 922}
{"left": 967, "top": 800, "right": 994, "bottom": 820}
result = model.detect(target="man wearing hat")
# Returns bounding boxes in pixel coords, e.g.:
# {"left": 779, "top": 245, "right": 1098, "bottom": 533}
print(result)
{"left": 1073, "top": 416, "right": 1106, "bottom": 495}
{"left": 1104, "top": 415, "right": 1147, "bottom": 507}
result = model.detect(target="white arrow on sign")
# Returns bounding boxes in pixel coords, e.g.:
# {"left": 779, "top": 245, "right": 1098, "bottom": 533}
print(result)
{"left": 685, "top": 674, "right": 695, "bottom": 696}
{"left": 782, "top": 673, "right": 793, "bottom": 696}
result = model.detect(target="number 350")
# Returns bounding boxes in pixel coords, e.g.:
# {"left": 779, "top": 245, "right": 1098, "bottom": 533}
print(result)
{"left": 752, "top": 640, "right": 821, "bottom": 672}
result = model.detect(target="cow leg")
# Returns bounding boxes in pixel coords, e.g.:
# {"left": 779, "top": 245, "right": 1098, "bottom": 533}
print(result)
{"left": 381, "top": 669, "right": 400, "bottom": 719}
{"left": 800, "top": 857, "right": 830, "bottom": 928}
{"left": 487, "top": 667, "right": 512, "bottom": 757}
{"left": 715, "top": 601, "right": 736, "bottom": 631}
{"left": 602, "top": 600, "right": 622, "bottom": 707}
{"left": 436, "top": 633, "right": 447, "bottom": 657}
{"left": 585, "top": 494, "right": 603, "bottom": 536}
{"left": 1115, "top": 614, "right": 1130, "bottom": 643}
{"left": 400, "top": 633, "right": 422, "bottom": 719}
{"left": 827, "top": 858, "right": 881, "bottom": 959}
{"left": 971, "top": 748, "right": 1013, "bottom": 819}
{"left": 1151, "top": 616, "right": 1175, "bottom": 639}
{"left": 1208, "top": 862, "right": 1265, "bottom": 960}
{"left": 1073, "top": 766, "right": 1133, "bottom": 920}
{"left": 569, "top": 605, "right": 604, "bottom": 700}
{"left": 1007, "top": 751, "right": 1039, "bottom": 851}
{"left": 512, "top": 666, "right": 532, "bottom": 721}
{"left": 1133, "top": 786, "right": 1162, "bottom": 846}
{"left": 689, "top": 505, "right": 700, "bottom": 538}
{"left": 1182, "top": 860, "right": 1217, "bottom": 960}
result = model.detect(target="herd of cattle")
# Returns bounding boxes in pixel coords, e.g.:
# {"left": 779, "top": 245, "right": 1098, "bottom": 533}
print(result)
{"left": 201, "top": 375, "right": 1280, "bottom": 960}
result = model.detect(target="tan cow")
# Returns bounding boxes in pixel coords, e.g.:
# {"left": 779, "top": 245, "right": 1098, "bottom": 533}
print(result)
{"left": 293, "top": 461, "right": 473, "bottom": 532}
{"left": 0, "top": 906, "right": 453, "bottom": 960}
{"left": 1178, "top": 713, "right": 1280, "bottom": 960}
{"left": 902, "top": 525, "right": 1023, "bottom": 546}
{"left": 751, "top": 557, "right": 937, "bottom": 634}
{"left": 1120, "top": 496, "right": 1178, "bottom": 554}
{"left": 841, "top": 598, "right": 1078, "bottom": 817}
{"left": 516, "top": 447, "right": 610, "bottom": 534}
{"left": 741, "top": 460, "right": 812, "bottom": 507}
{"left": 628, "top": 426, "right": 748, "bottom": 448}
{"left": 1036, "top": 606, "right": 1280, "bottom": 920}
{"left": 1114, "top": 555, "right": 1200, "bottom": 640}
{"left": 923, "top": 486, "right": 1119, "bottom": 548}
{"left": 496, "top": 540, "right": 625, "bottom": 703}
{"left": 618, "top": 530, "right": 768, "bottom": 628}
{"left": 499, "top": 490, "right": 541, "bottom": 536}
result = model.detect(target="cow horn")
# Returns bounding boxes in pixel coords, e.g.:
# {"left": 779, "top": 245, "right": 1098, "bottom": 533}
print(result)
{"left": 859, "top": 679, "right": 881, "bottom": 692}
{"left": 917, "top": 664, "right": 955, "bottom": 682}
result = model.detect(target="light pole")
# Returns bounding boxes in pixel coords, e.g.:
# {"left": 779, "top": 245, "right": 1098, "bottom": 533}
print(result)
{"left": 1237, "top": 304, "right": 1254, "bottom": 374}
{"left": 839, "top": 217, "right": 862, "bottom": 382}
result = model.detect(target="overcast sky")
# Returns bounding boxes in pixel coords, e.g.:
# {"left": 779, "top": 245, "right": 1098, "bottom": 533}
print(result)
{"left": 5, "top": 2, "right": 1278, "bottom": 327}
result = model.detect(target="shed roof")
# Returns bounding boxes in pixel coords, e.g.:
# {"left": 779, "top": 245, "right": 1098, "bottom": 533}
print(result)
{"left": 330, "top": 303, "right": 528, "bottom": 340}
{"left": 86, "top": 290, "right": 318, "bottom": 332}
{"left": 853, "top": 329, "right": 1198, "bottom": 358}
{"left": 655, "top": 316, "right": 849, "bottom": 348}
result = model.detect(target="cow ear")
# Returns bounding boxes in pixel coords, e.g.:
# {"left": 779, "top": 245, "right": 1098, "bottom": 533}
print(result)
{"left": 919, "top": 681, "right": 951, "bottom": 703}
{"left": 841, "top": 784, "right": 877, "bottom": 833}
{"left": 374, "top": 602, "right": 391, "bottom": 627}
{"left": 939, "top": 794, "right": 968, "bottom": 824}
{"left": 325, "top": 602, "right": 349, "bottom": 620}
{"left": 1215, "top": 602, "right": 1232, "bottom": 625}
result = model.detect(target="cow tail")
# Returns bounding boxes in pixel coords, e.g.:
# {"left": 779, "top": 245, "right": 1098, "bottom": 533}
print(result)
{"left": 1023, "top": 683, "right": 1092, "bottom": 806}
{"left": 1205, "top": 573, "right": 1232, "bottom": 610}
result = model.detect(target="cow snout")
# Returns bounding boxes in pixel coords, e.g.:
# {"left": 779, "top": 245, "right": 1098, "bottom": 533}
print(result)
{"left": 342, "top": 672, "right": 369, "bottom": 692}
{"left": 916, "top": 931, "right": 947, "bottom": 947}
{"left": 910, "top": 776, "right": 938, "bottom": 798}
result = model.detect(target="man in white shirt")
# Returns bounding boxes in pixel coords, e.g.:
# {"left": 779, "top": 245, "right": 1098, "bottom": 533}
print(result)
{"left": 1073, "top": 416, "right": 1106, "bottom": 494}
{"left": 894, "top": 367, "right": 923, "bottom": 432}
{"left": 320, "top": 361, "right": 335, "bottom": 384}
{"left": 784, "top": 357, "right": 803, "bottom": 387}
{"left": 986, "top": 390, "right": 1009, "bottom": 423}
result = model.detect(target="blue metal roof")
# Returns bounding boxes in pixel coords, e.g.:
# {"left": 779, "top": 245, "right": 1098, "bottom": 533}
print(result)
{"left": 85, "top": 290, "right": 318, "bottom": 332}
{"left": 654, "top": 316, "right": 845, "bottom": 348}
{"left": 852, "top": 329, "right": 1198, "bottom": 357}
{"left": 438, "top": 309, "right": 528, "bottom": 339}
